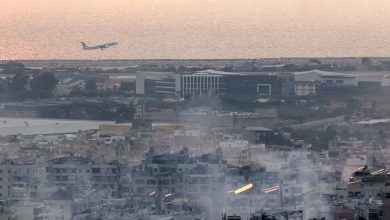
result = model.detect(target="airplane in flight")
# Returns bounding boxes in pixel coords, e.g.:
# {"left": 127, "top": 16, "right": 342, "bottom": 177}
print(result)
{"left": 81, "top": 41, "right": 118, "bottom": 50}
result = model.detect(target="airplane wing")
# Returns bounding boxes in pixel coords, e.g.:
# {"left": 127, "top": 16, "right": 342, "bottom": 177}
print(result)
{"left": 102, "top": 44, "right": 113, "bottom": 48}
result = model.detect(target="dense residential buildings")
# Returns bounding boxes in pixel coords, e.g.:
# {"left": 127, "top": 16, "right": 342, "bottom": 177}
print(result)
{"left": 2, "top": 60, "right": 390, "bottom": 219}
{"left": 46, "top": 156, "right": 120, "bottom": 197}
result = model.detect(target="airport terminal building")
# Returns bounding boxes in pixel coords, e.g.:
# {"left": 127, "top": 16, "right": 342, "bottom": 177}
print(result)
{"left": 136, "top": 69, "right": 288, "bottom": 97}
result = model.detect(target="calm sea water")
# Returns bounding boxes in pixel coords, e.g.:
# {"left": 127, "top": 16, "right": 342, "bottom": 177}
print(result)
{"left": 1, "top": 0, "right": 390, "bottom": 60}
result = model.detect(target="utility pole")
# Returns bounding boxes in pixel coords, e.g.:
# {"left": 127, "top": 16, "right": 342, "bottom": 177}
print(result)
{"left": 280, "top": 180, "right": 284, "bottom": 207}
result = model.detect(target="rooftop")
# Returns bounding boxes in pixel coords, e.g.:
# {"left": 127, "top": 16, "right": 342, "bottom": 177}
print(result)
{"left": 244, "top": 126, "right": 273, "bottom": 131}
{"left": 294, "top": 69, "right": 357, "bottom": 78}
{"left": 194, "top": 69, "right": 245, "bottom": 76}
{"left": 356, "top": 118, "right": 390, "bottom": 125}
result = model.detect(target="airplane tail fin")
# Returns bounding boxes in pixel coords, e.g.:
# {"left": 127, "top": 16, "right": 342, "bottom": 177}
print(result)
{"left": 81, "top": 42, "right": 88, "bottom": 49}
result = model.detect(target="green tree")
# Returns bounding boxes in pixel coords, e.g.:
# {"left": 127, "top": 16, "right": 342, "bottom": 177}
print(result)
{"left": 309, "top": 58, "right": 322, "bottom": 65}
{"left": 0, "top": 79, "right": 8, "bottom": 93}
{"left": 177, "top": 66, "right": 186, "bottom": 73}
{"left": 30, "top": 72, "right": 58, "bottom": 92}
{"left": 9, "top": 74, "right": 27, "bottom": 91}
{"left": 85, "top": 80, "right": 97, "bottom": 93}
{"left": 119, "top": 82, "right": 135, "bottom": 91}
{"left": 7, "top": 73, "right": 28, "bottom": 100}
{"left": 0, "top": 79, "right": 8, "bottom": 101}
{"left": 166, "top": 65, "right": 176, "bottom": 72}
{"left": 40, "top": 101, "right": 135, "bottom": 122}
{"left": 361, "top": 57, "right": 372, "bottom": 66}
{"left": 221, "top": 66, "right": 233, "bottom": 72}
{"left": 3, "top": 62, "right": 25, "bottom": 75}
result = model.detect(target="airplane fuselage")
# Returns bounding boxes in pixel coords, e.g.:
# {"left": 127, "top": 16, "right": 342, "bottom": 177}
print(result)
{"left": 81, "top": 42, "right": 118, "bottom": 50}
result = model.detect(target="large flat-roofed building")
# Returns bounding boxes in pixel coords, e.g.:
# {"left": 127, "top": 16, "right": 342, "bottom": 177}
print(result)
{"left": 136, "top": 70, "right": 229, "bottom": 97}
{"left": 293, "top": 69, "right": 357, "bottom": 96}
{"left": 143, "top": 71, "right": 226, "bottom": 96}
{"left": 135, "top": 71, "right": 176, "bottom": 95}
{"left": 224, "top": 73, "right": 283, "bottom": 96}
{"left": 136, "top": 69, "right": 288, "bottom": 97}
{"left": 136, "top": 69, "right": 361, "bottom": 98}
{"left": 180, "top": 72, "right": 226, "bottom": 97}
{"left": 356, "top": 73, "right": 390, "bottom": 87}
{"left": 154, "top": 74, "right": 181, "bottom": 95}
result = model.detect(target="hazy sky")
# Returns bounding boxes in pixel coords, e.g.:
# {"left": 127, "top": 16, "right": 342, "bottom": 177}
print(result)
{"left": 1, "top": 0, "right": 390, "bottom": 59}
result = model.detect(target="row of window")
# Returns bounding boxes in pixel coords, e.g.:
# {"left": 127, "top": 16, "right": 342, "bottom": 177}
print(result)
{"left": 50, "top": 167, "right": 116, "bottom": 174}
{"left": 135, "top": 184, "right": 217, "bottom": 194}
{"left": 92, "top": 176, "right": 117, "bottom": 182}
{"left": 134, "top": 177, "right": 216, "bottom": 185}
{"left": 0, "top": 169, "right": 40, "bottom": 174}
{"left": 135, "top": 179, "right": 171, "bottom": 185}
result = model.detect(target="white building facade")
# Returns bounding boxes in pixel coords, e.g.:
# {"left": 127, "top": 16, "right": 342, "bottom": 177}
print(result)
{"left": 136, "top": 70, "right": 227, "bottom": 97}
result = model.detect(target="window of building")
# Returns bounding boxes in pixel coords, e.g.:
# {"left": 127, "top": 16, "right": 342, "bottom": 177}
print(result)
{"left": 159, "top": 179, "right": 170, "bottom": 185}
{"left": 92, "top": 168, "right": 101, "bottom": 174}
{"left": 325, "top": 80, "right": 333, "bottom": 84}
{"left": 135, "top": 179, "right": 145, "bottom": 185}
{"left": 199, "top": 178, "right": 209, "bottom": 184}
{"left": 200, "top": 185, "right": 210, "bottom": 192}
{"left": 257, "top": 84, "right": 271, "bottom": 95}
{"left": 92, "top": 176, "right": 101, "bottom": 181}
{"left": 146, "top": 179, "right": 157, "bottom": 185}
{"left": 189, "top": 186, "right": 198, "bottom": 192}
